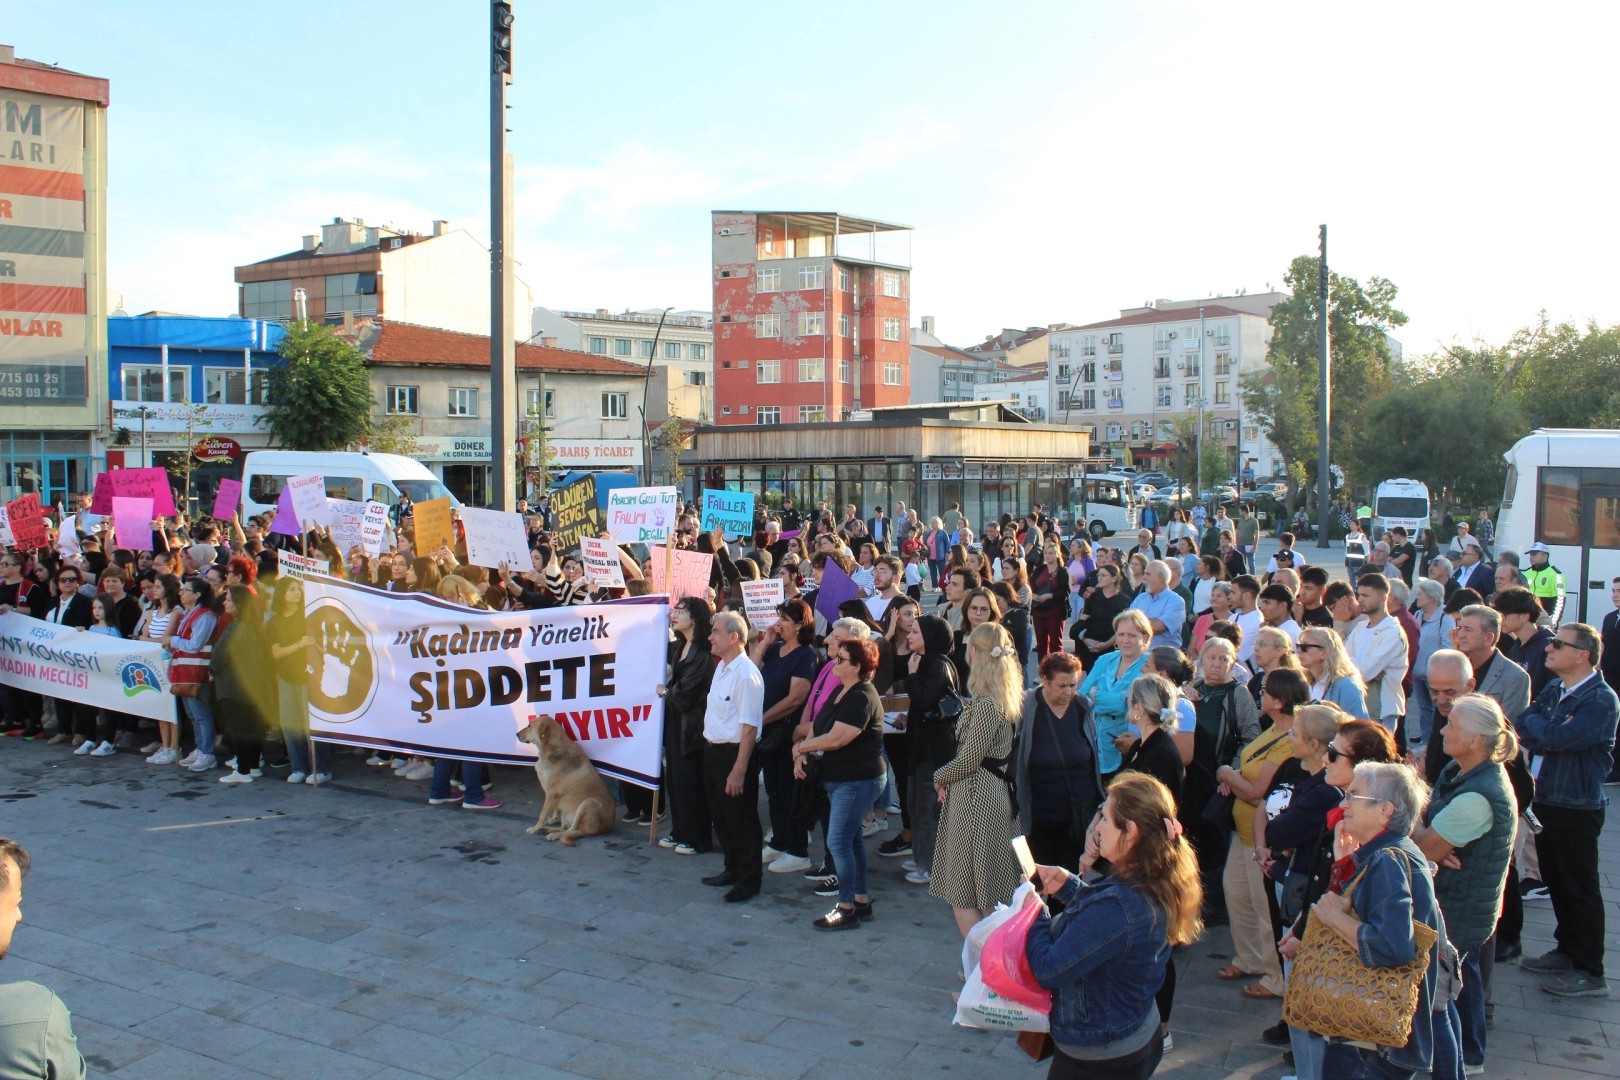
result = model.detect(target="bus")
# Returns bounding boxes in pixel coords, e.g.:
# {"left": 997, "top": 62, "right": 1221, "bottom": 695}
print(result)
{"left": 1071, "top": 473, "right": 1138, "bottom": 541}
{"left": 1496, "top": 428, "right": 1620, "bottom": 624}
{"left": 1371, "top": 478, "right": 1431, "bottom": 542}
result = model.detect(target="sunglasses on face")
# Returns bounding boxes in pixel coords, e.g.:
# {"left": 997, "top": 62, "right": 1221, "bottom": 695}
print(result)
{"left": 1548, "top": 639, "right": 1584, "bottom": 652}
{"left": 1325, "top": 745, "right": 1355, "bottom": 764}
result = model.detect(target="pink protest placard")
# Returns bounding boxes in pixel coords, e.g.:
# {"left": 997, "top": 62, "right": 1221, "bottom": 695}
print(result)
{"left": 3, "top": 494, "right": 47, "bottom": 552}
{"left": 110, "top": 467, "right": 176, "bottom": 518}
{"left": 89, "top": 472, "right": 115, "bottom": 515}
{"left": 212, "top": 478, "right": 242, "bottom": 520}
{"left": 647, "top": 543, "right": 714, "bottom": 607}
{"left": 112, "top": 496, "right": 154, "bottom": 553}
{"left": 269, "top": 487, "right": 300, "bottom": 536}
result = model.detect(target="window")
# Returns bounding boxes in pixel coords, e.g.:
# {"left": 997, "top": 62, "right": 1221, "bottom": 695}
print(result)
{"left": 799, "top": 311, "right": 824, "bottom": 336}
{"left": 1081, "top": 335, "right": 1097, "bottom": 356}
{"left": 690, "top": 343, "right": 707, "bottom": 361}
{"left": 1080, "top": 362, "right": 1096, "bottom": 384}
{"left": 1154, "top": 357, "right": 1171, "bottom": 380}
{"left": 1155, "top": 386, "right": 1172, "bottom": 408}
{"left": 882, "top": 317, "right": 902, "bottom": 341}
{"left": 755, "top": 314, "right": 782, "bottom": 338}
{"left": 685, "top": 370, "right": 707, "bottom": 386}
{"left": 756, "top": 360, "right": 780, "bottom": 384}
{"left": 838, "top": 359, "right": 851, "bottom": 383}
{"left": 449, "top": 387, "right": 478, "bottom": 417}
{"left": 1213, "top": 325, "right": 1231, "bottom": 348}
{"left": 386, "top": 385, "right": 420, "bottom": 415}
{"left": 1214, "top": 352, "right": 1232, "bottom": 376}
{"left": 205, "top": 368, "right": 266, "bottom": 405}
{"left": 839, "top": 313, "right": 850, "bottom": 337}
{"left": 837, "top": 268, "right": 851, "bottom": 292}
{"left": 757, "top": 406, "right": 781, "bottom": 425}
{"left": 881, "top": 271, "right": 902, "bottom": 297}
{"left": 798, "top": 358, "right": 824, "bottom": 382}
{"left": 1076, "top": 388, "right": 1096, "bottom": 410}
{"left": 757, "top": 267, "right": 781, "bottom": 293}
{"left": 1184, "top": 355, "right": 1201, "bottom": 377}
{"left": 883, "top": 362, "right": 903, "bottom": 386}
{"left": 323, "top": 273, "right": 379, "bottom": 317}
{"left": 664, "top": 341, "right": 681, "bottom": 359}
{"left": 121, "top": 366, "right": 188, "bottom": 403}
{"left": 799, "top": 406, "right": 825, "bottom": 423}
{"left": 1214, "top": 382, "right": 1231, "bottom": 405}
{"left": 601, "top": 392, "right": 629, "bottom": 419}
{"left": 614, "top": 338, "right": 633, "bottom": 356}
{"left": 638, "top": 340, "right": 655, "bottom": 358}
{"left": 1184, "top": 383, "right": 1198, "bottom": 406}
{"left": 799, "top": 265, "right": 824, "bottom": 290}
{"left": 525, "top": 387, "right": 555, "bottom": 418}
{"left": 588, "top": 336, "right": 607, "bottom": 354}
{"left": 241, "top": 279, "right": 292, "bottom": 320}
{"left": 1056, "top": 364, "right": 1070, "bottom": 382}
{"left": 1537, "top": 468, "right": 1581, "bottom": 544}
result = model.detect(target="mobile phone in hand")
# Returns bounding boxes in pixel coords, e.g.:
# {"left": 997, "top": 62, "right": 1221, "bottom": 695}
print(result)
{"left": 1011, "top": 834, "right": 1038, "bottom": 883}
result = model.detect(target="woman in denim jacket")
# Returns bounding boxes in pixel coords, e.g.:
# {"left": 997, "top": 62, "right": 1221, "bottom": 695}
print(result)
{"left": 1025, "top": 772, "right": 1203, "bottom": 1079}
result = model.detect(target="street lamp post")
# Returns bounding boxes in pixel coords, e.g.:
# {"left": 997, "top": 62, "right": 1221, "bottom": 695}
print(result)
{"left": 639, "top": 307, "right": 674, "bottom": 485}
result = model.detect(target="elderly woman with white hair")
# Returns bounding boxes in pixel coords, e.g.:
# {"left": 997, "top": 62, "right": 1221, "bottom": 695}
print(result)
{"left": 1409, "top": 577, "right": 1455, "bottom": 745}
{"left": 1297, "top": 626, "right": 1369, "bottom": 719}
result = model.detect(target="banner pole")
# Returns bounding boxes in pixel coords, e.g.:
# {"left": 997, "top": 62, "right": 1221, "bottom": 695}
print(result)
{"left": 647, "top": 786, "right": 660, "bottom": 846}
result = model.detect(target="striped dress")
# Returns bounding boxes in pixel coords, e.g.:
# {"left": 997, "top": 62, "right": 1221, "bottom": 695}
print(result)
{"left": 930, "top": 696, "right": 1022, "bottom": 911}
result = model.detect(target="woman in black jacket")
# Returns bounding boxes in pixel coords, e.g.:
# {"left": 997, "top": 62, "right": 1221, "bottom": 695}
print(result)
{"left": 657, "top": 597, "right": 716, "bottom": 855}
{"left": 213, "top": 586, "right": 275, "bottom": 784}
{"left": 900, "top": 615, "right": 958, "bottom": 885}
{"left": 1073, "top": 563, "right": 1131, "bottom": 673}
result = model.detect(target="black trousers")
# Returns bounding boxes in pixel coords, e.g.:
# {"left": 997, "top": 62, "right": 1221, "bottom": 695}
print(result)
{"left": 884, "top": 732, "right": 911, "bottom": 831}
{"left": 216, "top": 698, "right": 263, "bottom": 773}
{"left": 1533, "top": 802, "right": 1606, "bottom": 976}
{"left": 666, "top": 742, "right": 712, "bottom": 852}
{"left": 1496, "top": 861, "right": 1522, "bottom": 947}
{"left": 704, "top": 742, "right": 762, "bottom": 888}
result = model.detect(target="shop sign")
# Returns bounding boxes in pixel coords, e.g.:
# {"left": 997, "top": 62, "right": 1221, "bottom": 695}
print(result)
{"left": 193, "top": 436, "right": 242, "bottom": 462}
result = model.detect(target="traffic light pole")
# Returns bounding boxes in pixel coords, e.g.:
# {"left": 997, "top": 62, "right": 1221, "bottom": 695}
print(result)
{"left": 489, "top": 1, "right": 517, "bottom": 511}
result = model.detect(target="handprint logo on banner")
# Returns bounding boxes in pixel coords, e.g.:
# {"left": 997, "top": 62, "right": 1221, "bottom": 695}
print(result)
{"left": 307, "top": 597, "right": 377, "bottom": 720}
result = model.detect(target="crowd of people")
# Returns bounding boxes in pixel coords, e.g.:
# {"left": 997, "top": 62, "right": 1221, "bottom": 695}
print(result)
{"left": 2, "top": 487, "right": 1618, "bottom": 1080}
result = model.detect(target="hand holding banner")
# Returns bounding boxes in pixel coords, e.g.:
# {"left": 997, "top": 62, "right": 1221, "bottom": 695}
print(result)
{"left": 460, "top": 506, "right": 529, "bottom": 569}
{"left": 605, "top": 486, "right": 679, "bottom": 544}
{"left": 411, "top": 498, "right": 455, "bottom": 555}
{"left": 112, "top": 496, "right": 155, "bottom": 552}
{"left": 741, "top": 578, "right": 785, "bottom": 632}
{"left": 699, "top": 488, "right": 754, "bottom": 536}
{"left": 213, "top": 478, "right": 242, "bottom": 520}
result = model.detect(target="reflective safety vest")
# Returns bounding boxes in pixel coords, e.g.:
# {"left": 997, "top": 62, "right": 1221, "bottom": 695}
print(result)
{"left": 1525, "top": 563, "right": 1566, "bottom": 622}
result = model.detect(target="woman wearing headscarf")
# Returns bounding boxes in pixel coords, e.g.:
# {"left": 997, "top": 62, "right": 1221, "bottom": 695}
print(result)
{"left": 897, "top": 614, "right": 958, "bottom": 885}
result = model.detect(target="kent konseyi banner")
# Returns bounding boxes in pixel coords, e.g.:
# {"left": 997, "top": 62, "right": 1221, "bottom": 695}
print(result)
{"left": 0, "top": 611, "right": 172, "bottom": 722}
{"left": 302, "top": 579, "right": 668, "bottom": 788}
{"left": 548, "top": 474, "right": 601, "bottom": 553}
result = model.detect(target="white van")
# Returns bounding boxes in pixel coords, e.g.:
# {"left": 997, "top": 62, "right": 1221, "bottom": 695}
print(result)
{"left": 1371, "top": 478, "right": 1431, "bottom": 541}
{"left": 240, "top": 451, "right": 459, "bottom": 522}
{"left": 1072, "top": 473, "right": 1139, "bottom": 541}
{"left": 1496, "top": 428, "right": 1620, "bottom": 623}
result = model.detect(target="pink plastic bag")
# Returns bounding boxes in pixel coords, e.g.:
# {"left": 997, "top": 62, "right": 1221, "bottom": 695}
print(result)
{"left": 980, "top": 894, "right": 1052, "bottom": 1014}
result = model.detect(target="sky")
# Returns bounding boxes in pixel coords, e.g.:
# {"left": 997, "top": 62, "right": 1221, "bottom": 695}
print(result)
{"left": 11, "top": 1, "right": 1618, "bottom": 359}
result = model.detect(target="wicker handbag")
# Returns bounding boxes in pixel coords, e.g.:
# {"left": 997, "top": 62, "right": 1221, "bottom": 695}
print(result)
{"left": 1282, "top": 850, "right": 1438, "bottom": 1048}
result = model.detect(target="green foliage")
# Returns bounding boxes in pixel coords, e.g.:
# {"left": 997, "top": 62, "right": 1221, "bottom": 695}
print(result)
{"left": 365, "top": 413, "right": 422, "bottom": 457}
{"left": 261, "top": 322, "right": 375, "bottom": 451}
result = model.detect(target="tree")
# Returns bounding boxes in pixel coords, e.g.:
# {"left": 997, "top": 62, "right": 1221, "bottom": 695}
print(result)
{"left": 1350, "top": 377, "right": 1525, "bottom": 508}
{"left": 653, "top": 416, "right": 692, "bottom": 490}
{"left": 365, "top": 413, "right": 423, "bottom": 457}
{"left": 261, "top": 322, "right": 375, "bottom": 451}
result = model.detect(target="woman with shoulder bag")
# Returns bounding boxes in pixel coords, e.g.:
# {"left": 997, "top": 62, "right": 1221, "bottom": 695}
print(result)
{"left": 1014, "top": 653, "right": 1104, "bottom": 871}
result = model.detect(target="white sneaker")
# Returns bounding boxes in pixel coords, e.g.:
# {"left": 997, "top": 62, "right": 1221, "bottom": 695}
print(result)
{"left": 219, "top": 771, "right": 254, "bottom": 784}
{"left": 178, "top": 750, "right": 199, "bottom": 766}
{"left": 768, "top": 854, "right": 813, "bottom": 874}
{"left": 862, "top": 818, "right": 886, "bottom": 837}
{"left": 248, "top": 768, "right": 263, "bottom": 778}
{"left": 188, "top": 754, "right": 217, "bottom": 772}
{"left": 73, "top": 740, "right": 96, "bottom": 756}
{"left": 307, "top": 772, "right": 331, "bottom": 785}
{"left": 366, "top": 753, "right": 389, "bottom": 766}
{"left": 761, "top": 845, "right": 783, "bottom": 863}
{"left": 287, "top": 771, "right": 308, "bottom": 784}
{"left": 90, "top": 741, "right": 116, "bottom": 757}
{"left": 904, "top": 868, "right": 931, "bottom": 884}
{"left": 225, "top": 758, "right": 238, "bottom": 770}
{"left": 146, "top": 748, "right": 175, "bottom": 765}
{"left": 403, "top": 761, "right": 433, "bottom": 780}
{"left": 901, "top": 858, "right": 918, "bottom": 872}
{"left": 393, "top": 757, "right": 415, "bottom": 773}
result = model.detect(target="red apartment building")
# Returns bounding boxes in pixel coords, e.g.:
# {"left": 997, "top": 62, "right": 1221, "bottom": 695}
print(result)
{"left": 711, "top": 211, "right": 911, "bottom": 425}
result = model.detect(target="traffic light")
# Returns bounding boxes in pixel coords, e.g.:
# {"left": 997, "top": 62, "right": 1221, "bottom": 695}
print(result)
{"left": 493, "top": 2, "right": 514, "bottom": 77}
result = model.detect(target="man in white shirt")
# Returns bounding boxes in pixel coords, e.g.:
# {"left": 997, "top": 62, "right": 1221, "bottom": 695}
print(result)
{"left": 864, "top": 555, "right": 902, "bottom": 622}
{"left": 1232, "top": 574, "right": 1264, "bottom": 667}
{"left": 1346, "top": 572, "right": 1409, "bottom": 734}
{"left": 701, "top": 611, "right": 766, "bottom": 904}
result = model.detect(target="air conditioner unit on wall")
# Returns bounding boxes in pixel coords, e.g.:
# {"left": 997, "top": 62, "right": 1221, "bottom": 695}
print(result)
{"left": 719, "top": 227, "right": 732, "bottom": 235}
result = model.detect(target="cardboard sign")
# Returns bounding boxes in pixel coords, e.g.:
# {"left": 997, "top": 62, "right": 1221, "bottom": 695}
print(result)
{"left": 3, "top": 494, "right": 46, "bottom": 552}
{"left": 411, "top": 497, "right": 455, "bottom": 555}
{"left": 276, "top": 549, "right": 327, "bottom": 580}
{"left": 112, "top": 496, "right": 154, "bottom": 553}
{"left": 110, "top": 467, "right": 177, "bottom": 518}
{"left": 549, "top": 475, "right": 601, "bottom": 553}
{"left": 327, "top": 498, "right": 369, "bottom": 558}
{"left": 360, "top": 501, "right": 389, "bottom": 556}
{"left": 88, "top": 472, "right": 115, "bottom": 515}
{"left": 459, "top": 506, "right": 529, "bottom": 569}
{"left": 647, "top": 542, "right": 714, "bottom": 607}
{"left": 741, "top": 578, "right": 785, "bottom": 633}
{"left": 269, "top": 487, "right": 301, "bottom": 536}
{"left": 813, "top": 559, "right": 860, "bottom": 627}
{"left": 57, "top": 514, "right": 81, "bottom": 557}
{"left": 700, "top": 488, "right": 755, "bottom": 536}
{"left": 286, "top": 473, "right": 331, "bottom": 526}
{"left": 212, "top": 478, "right": 242, "bottom": 520}
{"left": 605, "top": 486, "right": 679, "bottom": 544}
{"left": 580, "top": 536, "right": 626, "bottom": 589}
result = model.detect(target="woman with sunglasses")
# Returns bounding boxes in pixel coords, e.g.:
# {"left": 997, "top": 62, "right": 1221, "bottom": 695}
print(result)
{"left": 1296, "top": 627, "right": 1368, "bottom": 719}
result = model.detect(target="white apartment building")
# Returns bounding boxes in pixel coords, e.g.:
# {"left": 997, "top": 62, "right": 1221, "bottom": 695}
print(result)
{"left": 530, "top": 306, "right": 713, "bottom": 423}
{"left": 972, "top": 371, "right": 1051, "bottom": 422}
{"left": 1046, "top": 300, "right": 1281, "bottom": 478}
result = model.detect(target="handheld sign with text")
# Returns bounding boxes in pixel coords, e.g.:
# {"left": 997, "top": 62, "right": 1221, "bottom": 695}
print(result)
{"left": 699, "top": 488, "right": 754, "bottom": 536}
{"left": 741, "top": 578, "right": 786, "bottom": 632}
{"left": 277, "top": 549, "right": 327, "bottom": 580}
{"left": 88, "top": 472, "right": 115, "bottom": 515}
{"left": 112, "top": 497, "right": 154, "bottom": 553}
{"left": 549, "top": 475, "right": 601, "bottom": 553}
{"left": 605, "top": 486, "right": 679, "bottom": 544}
{"left": 286, "top": 473, "right": 331, "bottom": 526}
{"left": 111, "top": 467, "right": 177, "bottom": 518}
{"left": 3, "top": 494, "right": 46, "bottom": 552}
{"left": 411, "top": 497, "right": 455, "bottom": 555}
{"left": 459, "top": 507, "right": 529, "bottom": 569}
{"left": 269, "top": 487, "right": 301, "bottom": 536}
{"left": 647, "top": 542, "right": 714, "bottom": 607}
{"left": 212, "top": 478, "right": 242, "bottom": 520}
{"left": 359, "top": 501, "right": 389, "bottom": 556}
{"left": 580, "top": 536, "right": 626, "bottom": 589}
{"left": 327, "top": 498, "right": 369, "bottom": 557}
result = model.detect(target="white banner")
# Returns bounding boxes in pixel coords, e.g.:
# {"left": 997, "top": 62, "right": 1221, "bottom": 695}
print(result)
{"left": 286, "top": 473, "right": 331, "bottom": 525}
{"left": 360, "top": 501, "right": 389, "bottom": 556}
{"left": 327, "top": 498, "right": 368, "bottom": 557}
{"left": 277, "top": 550, "right": 327, "bottom": 580}
{"left": 580, "top": 536, "right": 626, "bottom": 589}
{"left": 458, "top": 506, "right": 528, "bottom": 570}
{"left": 741, "top": 578, "right": 785, "bottom": 632}
{"left": 303, "top": 580, "right": 668, "bottom": 788}
{"left": 0, "top": 612, "right": 173, "bottom": 721}
{"left": 604, "top": 485, "right": 679, "bottom": 544}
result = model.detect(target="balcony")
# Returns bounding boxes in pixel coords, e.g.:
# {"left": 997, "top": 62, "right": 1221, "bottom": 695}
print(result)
{"left": 1106, "top": 342, "right": 1124, "bottom": 354}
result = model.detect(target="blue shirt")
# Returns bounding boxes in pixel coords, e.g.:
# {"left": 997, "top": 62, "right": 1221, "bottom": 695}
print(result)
{"left": 1128, "top": 588, "right": 1186, "bottom": 649}
{"left": 1081, "top": 650, "right": 1148, "bottom": 774}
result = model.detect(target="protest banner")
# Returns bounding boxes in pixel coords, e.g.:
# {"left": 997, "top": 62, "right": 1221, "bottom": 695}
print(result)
{"left": 269, "top": 487, "right": 301, "bottom": 536}
{"left": 286, "top": 473, "right": 331, "bottom": 526}
{"left": 0, "top": 611, "right": 172, "bottom": 721}
{"left": 647, "top": 542, "right": 713, "bottom": 606}
{"left": 4, "top": 495, "right": 46, "bottom": 552}
{"left": 112, "top": 497, "right": 154, "bottom": 553}
{"left": 700, "top": 488, "right": 754, "bottom": 536}
{"left": 301, "top": 579, "right": 668, "bottom": 787}
{"left": 110, "top": 467, "right": 177, "bottom": 518}
{"left": 580, "top": 536, "right": 626, "bottom": 589}
{"left": 549, "top": 475, "right": 601, "bottom": 553}
{"left": 813, "top": 559, "right": 860, "bottom": 626}
{"left": 459, "top": 506, "right": 529, "bottom": 569}
{"left": 277, "top": 549, "right": 327, "bottom": 580}
{"left": 213, "top": 478, "right": 242, "bottom": 520}
{"left": 327, "top": 498, "right": 368, "bottom": 557}
{"left": 360, "top": 501, "right": 389, "bottom": 556}
{"left": 604, "top": 486, "right": 679, "bottom": 544}
{"left": 57, "top": 515, "right": 80, "bottom": 557}
{"left": 411, "top": 497, "right": 455, "bottom": 555}
{"left": 89, "top": 472, "right": 115, "bottom": 515}
{"left": 741, "top": 578, "right": 785, "bottom": 632}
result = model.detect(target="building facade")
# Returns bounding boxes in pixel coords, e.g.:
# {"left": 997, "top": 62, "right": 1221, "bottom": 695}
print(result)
{"left": 910, "top": 343, "right": 1023, "bottom": 405}
{"left": 234, "top": 217, "right": 534, "bottom": 336}
{"left": 0, "top": 45, "right": 110, "bottom": 508}
{"left": 530, "top": 306, "right": 714, "bottom": 424}
{"left": 711, "top": 211, "right": 912, "bottom": 425}
{"left": 962, "top": 325, "right": 1075, "bottom": 371}
{"left": 972, "top": 370, "right": 1051, "bottom": 422}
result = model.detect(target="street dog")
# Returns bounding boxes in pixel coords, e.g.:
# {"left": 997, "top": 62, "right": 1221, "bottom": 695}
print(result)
{"left": 516, "top": 714, "right": 615, "bottom": 846}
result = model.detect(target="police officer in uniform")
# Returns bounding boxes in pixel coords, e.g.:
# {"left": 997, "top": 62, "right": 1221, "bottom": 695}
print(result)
{"left": 1523, "top": 542, "right": 1566, "bottom": 624}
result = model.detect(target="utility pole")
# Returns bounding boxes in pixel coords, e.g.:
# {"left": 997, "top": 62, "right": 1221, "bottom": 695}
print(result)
{"left": 489, "top": 1, "right": 517, "bottom": 511}
{"left": 640, "top": 307, "right": 674, "bottom": 485}
{"left": 1195, "top": 305, "right": 1206, "bottom": 515}
{"left": 1315, "top": 224, "right": 1332, "bottom": 549}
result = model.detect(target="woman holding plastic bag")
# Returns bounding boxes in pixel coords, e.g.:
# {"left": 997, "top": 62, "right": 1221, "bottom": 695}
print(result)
{"left": 1023, "top": 773, "right": 1203, "bottom": 1079}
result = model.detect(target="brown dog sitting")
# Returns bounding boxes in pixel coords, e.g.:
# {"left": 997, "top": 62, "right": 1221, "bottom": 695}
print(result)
{"left": 516, "top": 714, "right": 616, "bottom": 846}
